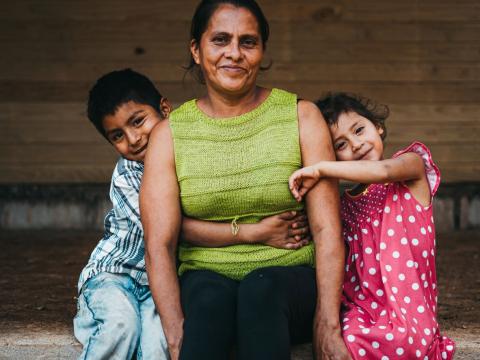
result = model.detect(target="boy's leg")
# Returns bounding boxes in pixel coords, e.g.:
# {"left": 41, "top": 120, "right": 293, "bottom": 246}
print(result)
{"left": 73, "top": 273, "right": 141, "bottom": 360}
{"left": 137, "top": 286, "right": 169, "bottom": 360}
{"left": 179, "top": 270, "right": 237, "bottom": 360}
{"left": 236, "top": 266, "right": 317, "bottom": 360}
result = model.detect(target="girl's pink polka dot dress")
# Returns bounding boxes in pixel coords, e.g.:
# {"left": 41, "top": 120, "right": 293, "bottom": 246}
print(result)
{"left": 340, "top": 142, "right": 455, "bottom": 359}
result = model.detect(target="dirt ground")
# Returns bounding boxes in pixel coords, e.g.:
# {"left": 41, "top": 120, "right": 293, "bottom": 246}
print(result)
{"left": 0, "top": 229, "right": 479, "bottom": 342}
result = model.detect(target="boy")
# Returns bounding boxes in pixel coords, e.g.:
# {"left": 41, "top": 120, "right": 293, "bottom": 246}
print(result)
{"left": 74, "top": 68, "right": 310, "bottom": 360}
{"left": 74, "top": 68, "right": 172, "bottom": 360}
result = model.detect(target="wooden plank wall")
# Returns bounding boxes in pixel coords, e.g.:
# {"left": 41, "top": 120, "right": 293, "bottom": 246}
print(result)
{"left": 1, "top": 0, "right": 479, "bottom": 183}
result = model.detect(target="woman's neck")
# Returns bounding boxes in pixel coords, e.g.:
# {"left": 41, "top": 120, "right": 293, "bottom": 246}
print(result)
{"left": 197, "top": 85, "right": 270, "bottom": 118}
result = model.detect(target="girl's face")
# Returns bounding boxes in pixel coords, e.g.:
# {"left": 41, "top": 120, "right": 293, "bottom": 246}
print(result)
{"left": 329, "top": 111, "right": 385, "bottom": 161}
{"left": 190, "top": 4, "right": 264, "bottom": 96}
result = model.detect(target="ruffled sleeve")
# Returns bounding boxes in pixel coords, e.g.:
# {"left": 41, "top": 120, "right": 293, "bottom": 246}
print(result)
{"left": 392, "top": 141, "right": 441, "bottom": 196}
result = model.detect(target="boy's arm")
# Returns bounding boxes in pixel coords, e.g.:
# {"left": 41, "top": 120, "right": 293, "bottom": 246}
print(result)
{"left": 140, "top": 120, "right": 183, "bottom": 360}
{"left": 181, "top": 212, "right": 309, "bottom": 249}
{"left": 111, "top": 163, "right": 144, "bottom": 230}
{"left": 297, "top": 101, "right": 351, "bottom": 360}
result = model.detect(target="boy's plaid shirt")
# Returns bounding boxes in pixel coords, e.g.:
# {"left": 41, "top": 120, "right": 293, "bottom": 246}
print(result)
{"left": 78, "top": 157, "right": 148, "bottom": 292}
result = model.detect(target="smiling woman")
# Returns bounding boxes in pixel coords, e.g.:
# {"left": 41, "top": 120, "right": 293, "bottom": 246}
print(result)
{"left": 189, "top": 5, "right": 265, "bottom": 101}
{"left": 140, "top": 1, "right": 349, "bottom": 360}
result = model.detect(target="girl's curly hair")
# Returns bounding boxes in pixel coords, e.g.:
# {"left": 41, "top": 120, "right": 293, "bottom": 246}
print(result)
{"left": 315, "top": 92, "right": 389, "bottom": 140}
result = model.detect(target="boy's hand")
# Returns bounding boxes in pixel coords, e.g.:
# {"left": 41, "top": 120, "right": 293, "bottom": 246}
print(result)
{"left": 289, "top": 165, "right": 322, "bottom": 202}
{"left": 257, "top": 211, "right": 310, "bottom": 249}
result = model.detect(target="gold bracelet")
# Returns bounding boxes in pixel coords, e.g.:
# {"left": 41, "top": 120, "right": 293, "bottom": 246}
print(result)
{"left": 231, "top": 217, "right": 240, "bottom": 236}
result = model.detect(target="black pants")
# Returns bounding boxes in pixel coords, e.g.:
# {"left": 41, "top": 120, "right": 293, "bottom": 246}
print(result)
{"left": 179, "top": 266, "right": 316, "bottom": 360}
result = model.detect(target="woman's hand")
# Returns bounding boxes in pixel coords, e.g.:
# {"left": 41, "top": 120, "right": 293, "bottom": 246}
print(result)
{"left": 289, "top": 164, "right": 323, "bottom": 202}
{"left": 166, "top": 329, "right": 183, "bottom": 360}
{"left": 256, "top": 211, "right": 310, "bottom": 249}
{"left": 313, "top": 324, "right": 351, "bottom": 360}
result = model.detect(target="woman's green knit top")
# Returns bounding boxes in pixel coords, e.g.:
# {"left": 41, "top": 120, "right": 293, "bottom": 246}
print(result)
{"left": 169, "top": 88, "right": 315, "bottom": 280}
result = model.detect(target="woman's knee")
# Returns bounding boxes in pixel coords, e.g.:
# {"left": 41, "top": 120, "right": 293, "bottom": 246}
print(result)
{"left": 180, "top": 271, "right": 237, "bottom": 358}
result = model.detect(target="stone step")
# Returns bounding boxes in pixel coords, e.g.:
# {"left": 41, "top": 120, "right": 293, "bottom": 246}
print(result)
{"left": 0, "top": 330, "right": 479, "bottom": 360}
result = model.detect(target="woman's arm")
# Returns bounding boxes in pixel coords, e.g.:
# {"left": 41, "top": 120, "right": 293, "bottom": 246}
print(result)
{"left": 181, "top": 211, "right": 310, "bottom": 249}
{"left": 297, "top": 100, "right": 351, "bottom": 360}
{"left": 140, "top": 120, "right": 183, "bottom": 360}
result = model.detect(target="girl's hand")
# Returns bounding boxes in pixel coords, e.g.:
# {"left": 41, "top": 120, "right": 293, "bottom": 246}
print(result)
{"left": 257, "top": 211, "right": 310, "bottom": 249}
{"left": 289, "top": 165, "right": 322, "bottom": 202}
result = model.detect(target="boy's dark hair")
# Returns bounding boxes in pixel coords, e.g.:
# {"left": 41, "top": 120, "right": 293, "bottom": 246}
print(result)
{"left": 87, "top": 68, "right": 163, "bottom": 139}
{"left": 315, "top": 92, "right": 389, "bottom": 140}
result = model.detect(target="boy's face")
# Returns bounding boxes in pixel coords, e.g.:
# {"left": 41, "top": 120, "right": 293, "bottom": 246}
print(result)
{"left": 102, "top": 99, "right": 171, "bottom": 162}
{"left": 329, "top": 111, "right": 384, "bottom": 162}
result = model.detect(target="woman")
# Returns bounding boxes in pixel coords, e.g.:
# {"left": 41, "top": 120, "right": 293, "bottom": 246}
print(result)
{"left": 140, "top": 1, "right": 350, "bottom": 359}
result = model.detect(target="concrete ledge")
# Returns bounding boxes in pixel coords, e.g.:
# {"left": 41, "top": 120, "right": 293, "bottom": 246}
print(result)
{"left": 1, "top": 183, "right": 480, "bottom": 231}
{"left": 0, "top": 184, "right": 109, "bottom": 230}
{"left": 0, "top": 330, "right": 478, "bottom": 360}
{"left": 0, "top": 331, "right": 81, "bottom": 360}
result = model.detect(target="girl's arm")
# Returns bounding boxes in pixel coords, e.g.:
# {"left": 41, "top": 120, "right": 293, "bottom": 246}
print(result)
{"left": 181, "top": 211, "right": 310, "bottom": 250}
{"left": 297, "top": 100, "right": 351, "bottom": 360}
{"left": 140, "top": 120, "right": 183, "bottom": 360}
{"left": 290, "top": 153, "right": 426, "bottom": 201}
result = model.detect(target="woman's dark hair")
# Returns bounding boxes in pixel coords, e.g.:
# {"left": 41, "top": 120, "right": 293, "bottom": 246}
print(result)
{"left": 315, "top": 92, "right": 389, "bottom": 140}
{"left": 186, "top": 0, "right": 270, "bottom": 83}
{"left": 87, "top": 68, "right": 163, "bottom": 139}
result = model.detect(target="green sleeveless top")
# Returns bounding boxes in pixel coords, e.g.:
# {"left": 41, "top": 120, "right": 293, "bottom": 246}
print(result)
{"left": 169, "top": 88, "right": 315, "bottom": 280}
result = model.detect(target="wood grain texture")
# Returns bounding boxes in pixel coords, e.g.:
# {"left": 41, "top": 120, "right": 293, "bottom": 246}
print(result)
{"left": 3, "top": 1, "right": 479, "bottom": 22}
{"left": 2, "top": 62, "right": 479, "bottom": 82}
{"left": 1, "top": 0, "right": 478, "bottom": 183}
{"left": 4, "top": 39, "right": 480, "bottom": 64}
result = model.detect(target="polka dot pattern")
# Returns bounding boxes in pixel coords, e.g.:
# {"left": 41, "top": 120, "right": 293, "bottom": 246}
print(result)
{"left": 340, "top": 143, "right": 454, "bottom": 359}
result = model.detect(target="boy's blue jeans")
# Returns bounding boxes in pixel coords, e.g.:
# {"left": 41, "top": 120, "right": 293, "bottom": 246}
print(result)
{"left": 74, "top": 272, "right": 169, "bottom": 360}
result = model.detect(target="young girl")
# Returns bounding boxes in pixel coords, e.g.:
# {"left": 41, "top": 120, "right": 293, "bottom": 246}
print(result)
{"left": 289, "top": 93, "right": 455, "bottom": 360}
